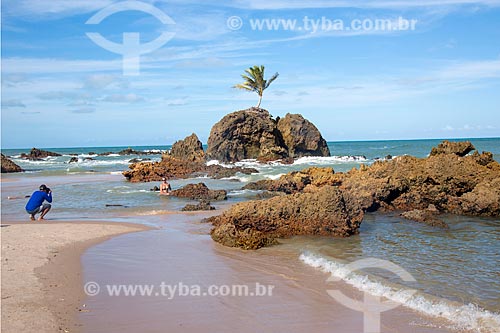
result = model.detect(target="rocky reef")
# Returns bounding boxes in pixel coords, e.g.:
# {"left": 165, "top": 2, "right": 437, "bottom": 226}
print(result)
{"left": 1, "top": 154, "right": 23, "bottom": 173}
{"left": 206, "top": 108, "right": 330, "bottom": 163}
{"left": 208, "top": 141, "right": 500, "bottom": 249}
{"left": 123, "top": 133, "right": 258, "bottom": 182}
{"left": 20, "top": 148, "right": 61, "bottom": 160}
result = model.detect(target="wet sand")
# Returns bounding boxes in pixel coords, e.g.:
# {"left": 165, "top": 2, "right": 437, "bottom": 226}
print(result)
{"left": 1, "top": 221, "right": 149, "bottom": 333}
{"left": 80, "top": 213, "right": 456, "bottom": 333}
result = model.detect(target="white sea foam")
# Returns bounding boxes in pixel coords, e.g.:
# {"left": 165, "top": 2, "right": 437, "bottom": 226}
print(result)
{"left": 294, "top": 155, "right": 368, "bottom": 165}
{"left": 228, "top": 189, "right": 261, "bottom": 197}
{"left": 299, "top": 252, "right": 500, "bottom": 333}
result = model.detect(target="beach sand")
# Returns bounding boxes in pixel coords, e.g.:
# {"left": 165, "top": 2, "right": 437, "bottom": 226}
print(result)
{"left": 1, "top": 221, "right": 149, "bottom": 333}
{"left": 79, "top": 214, "right": 456, "bottom": 333}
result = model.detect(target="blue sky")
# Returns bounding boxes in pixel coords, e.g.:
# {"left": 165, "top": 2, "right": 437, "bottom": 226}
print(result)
{"left": 1, "top": 0, "right": 500, "bottom": 148}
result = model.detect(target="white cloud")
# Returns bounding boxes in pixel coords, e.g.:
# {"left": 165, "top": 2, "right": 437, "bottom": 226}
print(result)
{"left": 1, "top": 99, "right": 26, "bottom": 108}
{"left": 83, "top": 74, "right": 129, "bottom": 90}
{"left": 101, "top": 93, "right": 145, "bottom": 103}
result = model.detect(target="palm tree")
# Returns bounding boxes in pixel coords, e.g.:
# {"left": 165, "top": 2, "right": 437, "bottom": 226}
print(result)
{"left": 233, "top": 65, "right": 279, "bottom": 108}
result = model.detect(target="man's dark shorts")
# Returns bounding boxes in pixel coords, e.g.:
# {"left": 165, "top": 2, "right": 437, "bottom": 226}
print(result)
{"left": 26, "top": 203, "right": 51, "bottom": 215}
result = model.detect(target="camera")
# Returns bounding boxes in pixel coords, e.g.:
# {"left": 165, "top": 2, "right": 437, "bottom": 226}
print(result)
{"left": 45, "top": 188, "right": 51, "bottom": 193}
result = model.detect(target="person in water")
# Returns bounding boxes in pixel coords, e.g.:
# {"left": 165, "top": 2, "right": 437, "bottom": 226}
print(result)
{"left": 159, "top": 177, "right": 171, "bottom": 195}
{"left": 25, "top": 184, "right": 53, "bottom": 221}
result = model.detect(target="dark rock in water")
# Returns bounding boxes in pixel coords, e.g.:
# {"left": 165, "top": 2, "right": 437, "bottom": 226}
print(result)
{"left": 1, "top": 154, "right": 23, "bottom": 173}
{"left": 385, "top": 155, "right": 393, "bottom": 160}
{"left": 207, "top": 108, "right": 330, "bottom": 163}
{"left": 429, "top": 140, "right": 475, "bottom": 157}
{"left": 207, "top": 108, "right": 288, "bottom": 163}
{"left": 150, "top": 186, "right": 160, "bottom": 192}
{"left": 20, "top": 148, "right": 61, "bottom": 160}
{"left": 169, "top": 133, "right": 205, "bottom": 162}
{"left": 171, "top": 183, "right": 227, "bottom": 201}
{"left": 400, "top": 206, "right": 449, "bottom": 228}
{"left": 105, "top": 204, "right": 128, "bottom": 208}
{"left": 181, "top": 200, "right": 216, "bottom": 211}
{"left": 277, "top": 113, "right": 330, "bottom": 158}
{"left": 84, "top": 157, "right": 95, "bottom": 161}
{"left": 68, "top": 157, "right": 79, "bottom": 163}
{"left": 208, "top": 186, "right": 364, "bottom": 250}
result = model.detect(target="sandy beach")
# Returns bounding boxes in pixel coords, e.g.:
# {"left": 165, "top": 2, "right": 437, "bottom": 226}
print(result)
{"left": 1, "top": 221, "right": 149, "bottom": 333}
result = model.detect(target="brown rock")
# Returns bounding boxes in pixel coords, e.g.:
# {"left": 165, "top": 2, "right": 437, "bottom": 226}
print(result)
{"left": 277, "top": 113, "right": 330, "bottom": 158}
{"left": 168, "top": 133, "right": 205, "bottom": 162}
{"left": 1, "top": 154, "right": 23, "bottom": 173}
{"left": 243, "top": 167, "right": 341, "bottom": 194}
{"left": 122, "top": 133, "right": 258, "bottom": 182}
{"left": 208, "top": 186, "right": 364, "bottom": 249}
{"left": 429, "top": 140, "right": 475, "bottom": 157}
{"left": 171, "top": 183, "right": 227, "bottom": 201}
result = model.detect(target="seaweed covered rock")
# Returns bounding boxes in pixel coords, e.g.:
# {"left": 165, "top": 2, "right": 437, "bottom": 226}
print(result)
{"left": 171, "top": 183, "right": 227, "bottom": 201}
{"left": 1, "top": 154, "right": 23, "bottom": 173}
{"left": 208, "top": 186, "right": 363, "bottom": 249}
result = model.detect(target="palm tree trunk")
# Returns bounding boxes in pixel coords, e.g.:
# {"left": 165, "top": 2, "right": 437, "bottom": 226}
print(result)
{"left": 256, "top": 94, "right": 263, "bottom": 108}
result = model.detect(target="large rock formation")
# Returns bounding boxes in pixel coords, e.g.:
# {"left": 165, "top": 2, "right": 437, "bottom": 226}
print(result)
{"left": 20, "top": 148, "right": 61, "bottom": 160}
{"left": 206, "top": 108, "right": 330, "bottom": 163}
{"left": 123, "top": 133, "right": 258, "bottom": 182}
{"left": 1, "top": 154, "right": 23, "bottom": 173}
{"left": 171, "top": 183, "right": 227, "bottom": 201}
{"left": 277, "top": 113, "right": 330, "bottom": 158}
{"left": 169, "top": 133, "right": 205, "bottom": 162}
{"left": 210, "top": 141, "right": 500, "bottom": 249}
{"left": 208, "top": 185, "right": 363, "bottom": 250}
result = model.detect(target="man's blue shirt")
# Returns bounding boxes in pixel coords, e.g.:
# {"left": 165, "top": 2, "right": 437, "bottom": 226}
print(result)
{"left": 25, "top": 191, "right": 52, "bottom": 211}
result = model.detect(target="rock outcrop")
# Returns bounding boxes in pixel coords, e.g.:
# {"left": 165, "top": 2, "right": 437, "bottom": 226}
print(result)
{"left": 429, "top": 140, "right": 475, "bottom": 157}
{"left": 277, "top": 113, "right": 330, "bottom": 158}
{"left": 210, "top": 141, "right": 499, "bottom": 249}
{"left": 123, "top": 133, "right": 258, "bottom": 182}
{"left": 208, "top": 185, "right": 363, "bottom": 250}
{"left": 1, "top": 154, "right": 23, "bottom": 173}
{"left": 169, "top": 133, "right": 205, "bottom": 162}
{"left": 171, "top": 183, "right": 227, "bottom": 201}
{"left": 206, "top": 108, "right": 329, "bottom": 163}
{"left": 20, "top": 148, "right": 61, "bottom": 160}
{"left": 181, "top": 200, "right": 216, "bottom": 211}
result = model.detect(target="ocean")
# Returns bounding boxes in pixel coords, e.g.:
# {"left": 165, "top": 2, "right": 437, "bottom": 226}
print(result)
{"left": 2, "top": 137, "right": 499, "bottom": 332}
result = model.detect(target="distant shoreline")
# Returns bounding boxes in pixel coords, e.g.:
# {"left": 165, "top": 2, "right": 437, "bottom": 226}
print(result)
{"left": 2, "top": 136, "right": 499, "bottom": 151}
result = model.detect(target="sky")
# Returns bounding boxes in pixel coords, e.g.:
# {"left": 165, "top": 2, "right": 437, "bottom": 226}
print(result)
{"left": 1, "top": 0, "right": 500, "bottom": 148}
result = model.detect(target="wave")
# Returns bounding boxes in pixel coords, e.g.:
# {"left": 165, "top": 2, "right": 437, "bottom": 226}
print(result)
{"left": 293, "top": 155, "right": 368, "bottom": 165}
{"left": 228, "top": 189, "right": 262, "bottom": 197}
{"left": 299, "top": 252, "right": 500, "bottom": 333}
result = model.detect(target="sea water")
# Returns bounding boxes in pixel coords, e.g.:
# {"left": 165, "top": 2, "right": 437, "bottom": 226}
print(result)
{"left": 2, "top": 138, "right": 499, "bottom": 332}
